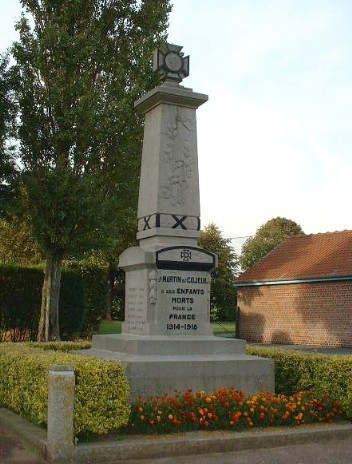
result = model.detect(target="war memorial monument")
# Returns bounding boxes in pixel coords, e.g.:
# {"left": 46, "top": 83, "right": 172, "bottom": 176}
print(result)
{"left": 89, "top": 44, "right": 274, "bottom": 399}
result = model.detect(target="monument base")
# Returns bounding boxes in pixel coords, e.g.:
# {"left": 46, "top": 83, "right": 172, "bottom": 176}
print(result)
{"left": 82, "top": 334, "right": 275, "bottom": 400}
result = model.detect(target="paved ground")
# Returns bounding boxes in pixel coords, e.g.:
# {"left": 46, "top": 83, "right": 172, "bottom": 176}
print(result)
{"left": 1, "top": 430, "right": 352, "bottom": 464}
{"left": 116, "top": 437, "right": 352, "bottom": 464}
{"left": 0, "top": 428, "right": 46, "bottom": 463}
{"left": 1, "top": 420, "right": 352, "bottom": 464}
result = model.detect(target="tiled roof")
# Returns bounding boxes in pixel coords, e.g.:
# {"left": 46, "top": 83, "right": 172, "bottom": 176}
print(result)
{"left": 236, "top": 230, "right": 352, "bottom": 283}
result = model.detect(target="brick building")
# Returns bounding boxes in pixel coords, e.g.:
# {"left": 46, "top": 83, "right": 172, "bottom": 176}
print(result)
{"left": 235, "top": 230, "right": 352, "bottom": 347}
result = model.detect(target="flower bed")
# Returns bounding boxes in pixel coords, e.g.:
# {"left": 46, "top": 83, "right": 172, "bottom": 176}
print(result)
{"left": 126, "top": 388, "right": 345, "bottom": 435}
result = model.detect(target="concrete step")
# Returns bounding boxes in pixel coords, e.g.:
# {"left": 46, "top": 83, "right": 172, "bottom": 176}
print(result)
{"left": 91, "top": 333, "right": 247, "bottom": 356}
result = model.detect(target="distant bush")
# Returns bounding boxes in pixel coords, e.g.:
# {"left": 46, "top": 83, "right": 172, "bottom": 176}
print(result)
{"left": 64, "top": 261, "right": 108, "bottom": 336}
{"left": 0, "top": 264, "right": 109, "bottom": 341}
{"left": 0, "top": 342, "right": 130, "bottom": 437}
{"left": 0, "top": 265, "right": 42, "bottom": 341}
{"left": 246, "top": 345, "right": 352, "bottom": 418}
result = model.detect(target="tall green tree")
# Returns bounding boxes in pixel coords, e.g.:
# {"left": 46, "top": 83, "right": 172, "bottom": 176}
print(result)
{"left": 0, "top": 216, "right": 43, "bottom": 265}
{"left": 0, "top": 53, "right": 18, "bottom": 216}
{"left": 199, "top": 223, "right": 239, "bottom": 321}
{"left": 239, "top": 217, "right": 304, "bottom": 271}
{"left": 12, "top": 0, "right": 171, "bottom": 341}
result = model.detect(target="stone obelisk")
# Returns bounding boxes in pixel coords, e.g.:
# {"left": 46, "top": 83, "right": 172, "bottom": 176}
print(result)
{"left": 88, "top": 44, "right": 274, "bottom": 399}
{"left": 119, "top": 43, "right": 216, "bottom": 338}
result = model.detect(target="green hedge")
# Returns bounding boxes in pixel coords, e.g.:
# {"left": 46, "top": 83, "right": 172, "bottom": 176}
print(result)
{"left": 0, "top": 265, "right": 42, "bottom": 340}
{"left": 0, "top": 342, "right": 130, "bottom": 437}
{"left": 64, "top": 261, "right": 108, "bottom": 336}
{"left": 246, "top": 345, "right": 352, "bottom": 418}
{"left": 0, "top": 264, "right": 108, "bottom": 341}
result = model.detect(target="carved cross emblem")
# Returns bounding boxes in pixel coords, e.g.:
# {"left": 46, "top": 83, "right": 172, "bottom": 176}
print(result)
{"left": 180, "top": 249, "right": 192, "bottom": 262}
{"left": 153, "top": 43, "right": 189, "bottom": 83}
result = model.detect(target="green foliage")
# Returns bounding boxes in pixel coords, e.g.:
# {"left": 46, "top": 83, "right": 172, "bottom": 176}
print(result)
{"left": 64, "top": 260, "right": 109, "bottom": 335}
{"left": 0, "top": 343, "right": 130, "bottom": 436}
{"left": 0, "top": 264, "right": 108, "bottom": 340}
{"left": 240, "top": 217, "right": 304, "bottom": 271}
{"left": 0, "top": 217, "right": 43, "bottom": 265}
{"left": 199, "top": 223, "right": 238, "bottom": 321}
{"left": 0, "top": 265, "right": 42, "bottom": 341}
{"left": 59, "top": 269, "right": 86, "bottom": 337}
{"left": 246, "top": 346, "right": 352, "bottom": 418}
{"left": 0, "top": 53, "right": 18, "bottom": 186}
{"left": 10, "top": 0, "right": 171, "bottom": 339}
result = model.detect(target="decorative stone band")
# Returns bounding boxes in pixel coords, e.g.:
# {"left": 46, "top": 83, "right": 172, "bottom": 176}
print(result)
{"left": 156, "top": 246, "right": 216, "bottom": 271}
{"left": 138, "top": 213, "right": 201, "bottom": 232}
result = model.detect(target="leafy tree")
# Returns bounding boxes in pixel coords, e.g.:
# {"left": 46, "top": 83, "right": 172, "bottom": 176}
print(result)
{"left": 0, "top": 53, "right": 19, "bottom": 216}
{"left": 0, "top": 53, "right": 17, "bottom": 181}
{"left": 0, "top": 216, "right": 43, "bottom": 265}
{"left": 239, "top": 217, "right": 304, "bottom": 271}
{"left": 199, "top": 223, "right": 239, "bottom": 321}
{"left": 11, "top": 0, "right": 171, "bottom": 341}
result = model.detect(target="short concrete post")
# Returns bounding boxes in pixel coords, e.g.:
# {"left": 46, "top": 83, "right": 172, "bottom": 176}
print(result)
{"left": 47, "top": 365, "right": 75, "bottom": 463}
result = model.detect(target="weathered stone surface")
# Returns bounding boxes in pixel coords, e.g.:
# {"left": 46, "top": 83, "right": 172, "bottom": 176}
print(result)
{"left": 135, "top": 82, "right": 207, "bottom": 250}
{"left": 88, "top": 44, "right": 274, "bottom": 399}
{"left": 47, "top": 365, "right": 74, "bottom": 463}
{"left": 87, "top": 334, "right": 274, "bottom": 399}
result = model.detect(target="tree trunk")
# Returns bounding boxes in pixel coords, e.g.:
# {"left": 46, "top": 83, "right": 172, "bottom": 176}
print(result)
{"left": 37, "top": 253, "right": 63, "bottom": 341}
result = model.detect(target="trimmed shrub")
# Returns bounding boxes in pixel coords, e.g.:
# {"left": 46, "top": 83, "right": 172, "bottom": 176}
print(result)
{"left": 64, "top": 261, "right": 108, "bottom": 335}
{"left": 0, "top": 265, "right": 42, "bottom": 340}
{"left": 0, "top": 342, "right": 130, "bottom": 437}
{"left": 246, "top": 345, "right": 352, "bottom": 418}
{"left": 59, "top": 269, "right": 86, "bottom": 338}
{"left": 0, "top": 263, "right": 109, "bottom": 340}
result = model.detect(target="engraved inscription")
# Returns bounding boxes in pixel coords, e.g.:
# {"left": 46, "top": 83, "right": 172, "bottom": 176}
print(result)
{"left": 156, "top": 269, "right": 210, "bottom": 334}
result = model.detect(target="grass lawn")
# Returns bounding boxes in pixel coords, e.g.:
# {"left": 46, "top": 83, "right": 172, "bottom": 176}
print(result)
{"left": 98, "top": 320, "right": 236, "bottom": 337}
{"left": 99, "top": 320, "right": 122, "bottom": 334}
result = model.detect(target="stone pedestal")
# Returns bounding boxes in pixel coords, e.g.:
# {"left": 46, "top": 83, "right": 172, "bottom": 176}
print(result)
{"left": 88, "top": 334, "right": 274, "bottom": 400}
{"left": 119, "top": 246, "right": 215, "bottom": 337}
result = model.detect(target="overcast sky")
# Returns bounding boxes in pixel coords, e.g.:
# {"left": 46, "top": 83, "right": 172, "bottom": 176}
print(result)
{"left": 1, "top": 1, "right": 352, "bottom": 253}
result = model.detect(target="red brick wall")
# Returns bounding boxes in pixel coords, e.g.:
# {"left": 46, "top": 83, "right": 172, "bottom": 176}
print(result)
{"left": 237, "top": 281, "right": 352, "bottom": 347}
